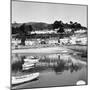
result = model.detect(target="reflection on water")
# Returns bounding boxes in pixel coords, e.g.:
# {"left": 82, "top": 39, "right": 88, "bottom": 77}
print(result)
{"left": 11, "top": 53, "right": 87, "bottom": 89}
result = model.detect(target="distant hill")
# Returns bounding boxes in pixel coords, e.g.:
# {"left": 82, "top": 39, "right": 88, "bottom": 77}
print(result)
{"left": 12, "top": 21, "right": 87, "bottom": 31}
{"left": 12, "top": 23, "right": 22, "bottom": 28}
{"left": 11, "top": 21, "right": 87, "bottom": 40}
{"left": 12, "top": 22, "right": 53, "bottom": 31}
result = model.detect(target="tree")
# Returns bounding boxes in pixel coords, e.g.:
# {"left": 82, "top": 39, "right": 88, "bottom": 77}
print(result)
{"left": 19, "top": 24, "right": 33, "bottom": 45}
{"left": 57, "top": 27, "right": 64, "bottom": 33}
{"left": 70, "top": 21, "right": 73, "bottom": 25}
{"left": 70, "top": 21, "right": 77, "bottom": 33}
{"left": 52, "top": 20, "right": 65, "bottom": 39}
{"left": 53, "top": 20, "right": 64, "bottom": 34}
{"left": 53, "top": 21, "right": 60, "bottom": 29}
{"left": 24, "top": 24, "right": 33, "bottom": 34}
{"left": 12, "top": 26, "right": 16, "bottom": 34}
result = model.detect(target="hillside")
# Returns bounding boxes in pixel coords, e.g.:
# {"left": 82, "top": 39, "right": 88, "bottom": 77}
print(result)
{"left": 12, "top": 22, "right": 53, "bottom": 31}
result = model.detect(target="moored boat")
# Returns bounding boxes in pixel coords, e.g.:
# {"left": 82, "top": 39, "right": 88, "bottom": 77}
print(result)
{"left": 24, "top": 56, "right": 39, "bottom": 63}
{"left": 12, "top": 72, "right": 39, "bottom": 85}
{"left": 22, "top": 63, "right": 34, "bottom": 70}
{"left": 22, "top": 66, "right": 34, "bottom": 70}
{"left": 22, "top": 63, "right": 34, "bottom": 67}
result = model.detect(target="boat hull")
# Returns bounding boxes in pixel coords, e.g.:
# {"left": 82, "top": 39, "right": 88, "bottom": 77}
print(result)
{"left": 12, "top": 73, "right": 39, "bottom": 85}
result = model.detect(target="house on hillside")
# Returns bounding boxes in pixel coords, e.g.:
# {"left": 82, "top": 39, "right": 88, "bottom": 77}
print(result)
{"left": 12, "top": 38, "right": 21, "bottom": 45}
{"left": 12, "top": 38, "right": 21, "bottom": 49}
{"left": 70, "top": 34, "right": 87, "bottom": 45}
{"left": 47, "top": 39, "right": 58, "bottom": 45}
{"left": 25, "top": 40, "right": 35, "bottom": 46}
{"left": 31, "top": 30, "right": 57, "bottom": 34}
{"left": 25, "top": 39, "right": 41, "bottom": 46}
{"left": 75, "top": 29, "right": 87, "bottom": 34}
{"left": 64, "top": 28, "right": 72, "bottom": 34}
{"left": 60, "top": 38, "right": 70, "bottom": 45}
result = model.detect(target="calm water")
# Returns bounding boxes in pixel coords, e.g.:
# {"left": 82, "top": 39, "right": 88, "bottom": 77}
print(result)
{"left": 11, "top": 53, "right": 87, "bottom": 89}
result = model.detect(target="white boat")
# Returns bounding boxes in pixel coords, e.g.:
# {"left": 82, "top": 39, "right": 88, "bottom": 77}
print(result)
{"left": 22, "top": 63, "right": 34, "bottom": 70}
{"left": 22, "top": 66, "right": 34, "bottom": 70}
{"left": 22, "top": 63, "right": 34, "bottom": 67}
{"left": 22, "top": 57, "right": 39, "bottom": 70}
{"left": 76, "top": 80, "right": 86, "bottom": 85}
{"left": 12, "top": 72, "right": 39, "bottom": 85}
{"left": 24, "top": 56, "right": 39, "bottom": 63}
{"left": 24, "top": 59, "right": 39, "bottom": 64}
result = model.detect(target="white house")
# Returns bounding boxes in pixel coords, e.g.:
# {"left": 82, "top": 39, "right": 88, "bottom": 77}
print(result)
{"left": 69, "top": 37, "right": 77, "bottom": 44}
{"left": 25, "top": 40, "right": 37, "bottom": 46}
{"left": 75, "top": 29, "right": 86, "bottom": 34}
{"left": 12, "top": 39, "right": 21, "bottom": 46}
{"left": 60, "top": 38, "right": 70, "bottom": 45}
{"left": 70, "top": 34, "right": 87, "bottom": 45}
{"left": 31, "top": 30, "right": 57, "bottom": 34}
{"left": 48, "top": 39, "right": 58, "bottom": 44}
{"left": 76, "top": 37, "right": 87, "bottom": 45}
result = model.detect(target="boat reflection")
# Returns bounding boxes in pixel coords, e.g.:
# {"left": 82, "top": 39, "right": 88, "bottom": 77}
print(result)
{"left": 36, "top": 54, "right": 86, "bottom": 74}
{"left": 12, "top": 53, "right": 86, "bottom": 74}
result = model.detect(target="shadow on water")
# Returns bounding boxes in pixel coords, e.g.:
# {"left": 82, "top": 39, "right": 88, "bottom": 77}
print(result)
{"left": 53, "top": 60, "right": 81, "bottom": 74}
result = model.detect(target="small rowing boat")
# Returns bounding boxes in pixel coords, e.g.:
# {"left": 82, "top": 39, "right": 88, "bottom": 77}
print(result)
{"left": 12, "top": 72, "right": 39, "bottom": 85}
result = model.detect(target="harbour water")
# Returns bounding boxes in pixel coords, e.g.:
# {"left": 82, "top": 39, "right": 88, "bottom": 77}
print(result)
{"left": 11, "top": 53, "right": 87, "bottom": 89}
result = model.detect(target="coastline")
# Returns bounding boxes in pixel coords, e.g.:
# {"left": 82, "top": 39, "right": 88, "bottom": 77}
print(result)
{"left": 12, "top": 46, "right": 72, "bottom": 54}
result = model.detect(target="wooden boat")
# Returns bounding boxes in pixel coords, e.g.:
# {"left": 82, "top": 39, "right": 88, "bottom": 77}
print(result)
{"left": 12, "top": 72, "right": 39, "bottom": 85}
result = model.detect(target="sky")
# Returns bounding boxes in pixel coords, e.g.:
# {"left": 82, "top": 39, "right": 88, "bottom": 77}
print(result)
{"left": 12, "top": 1, "right": 87, "bottom": 27}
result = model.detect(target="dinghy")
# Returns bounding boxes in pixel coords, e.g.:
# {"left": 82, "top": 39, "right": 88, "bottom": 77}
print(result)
{"left": 22, "top": 63, "right": 34, "bottom": 70}
{"left": 23, "top": 66, "right": 34, "bottom": 70}
{"left": 22, "top": 63, "right": 34, "bottom": 67}
{"left": 12, "top": 72, "right": 39, "bottom": 85}
{"left": 24, "top": 56, "right": 39, "bottom": 63}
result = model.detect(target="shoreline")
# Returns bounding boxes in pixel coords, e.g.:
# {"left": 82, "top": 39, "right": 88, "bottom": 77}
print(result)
{"left": 12, "top": 46, "right": 72, "bottom": 54}
{"left": 12, "top": 45, "right": 87, "bottom": 54}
